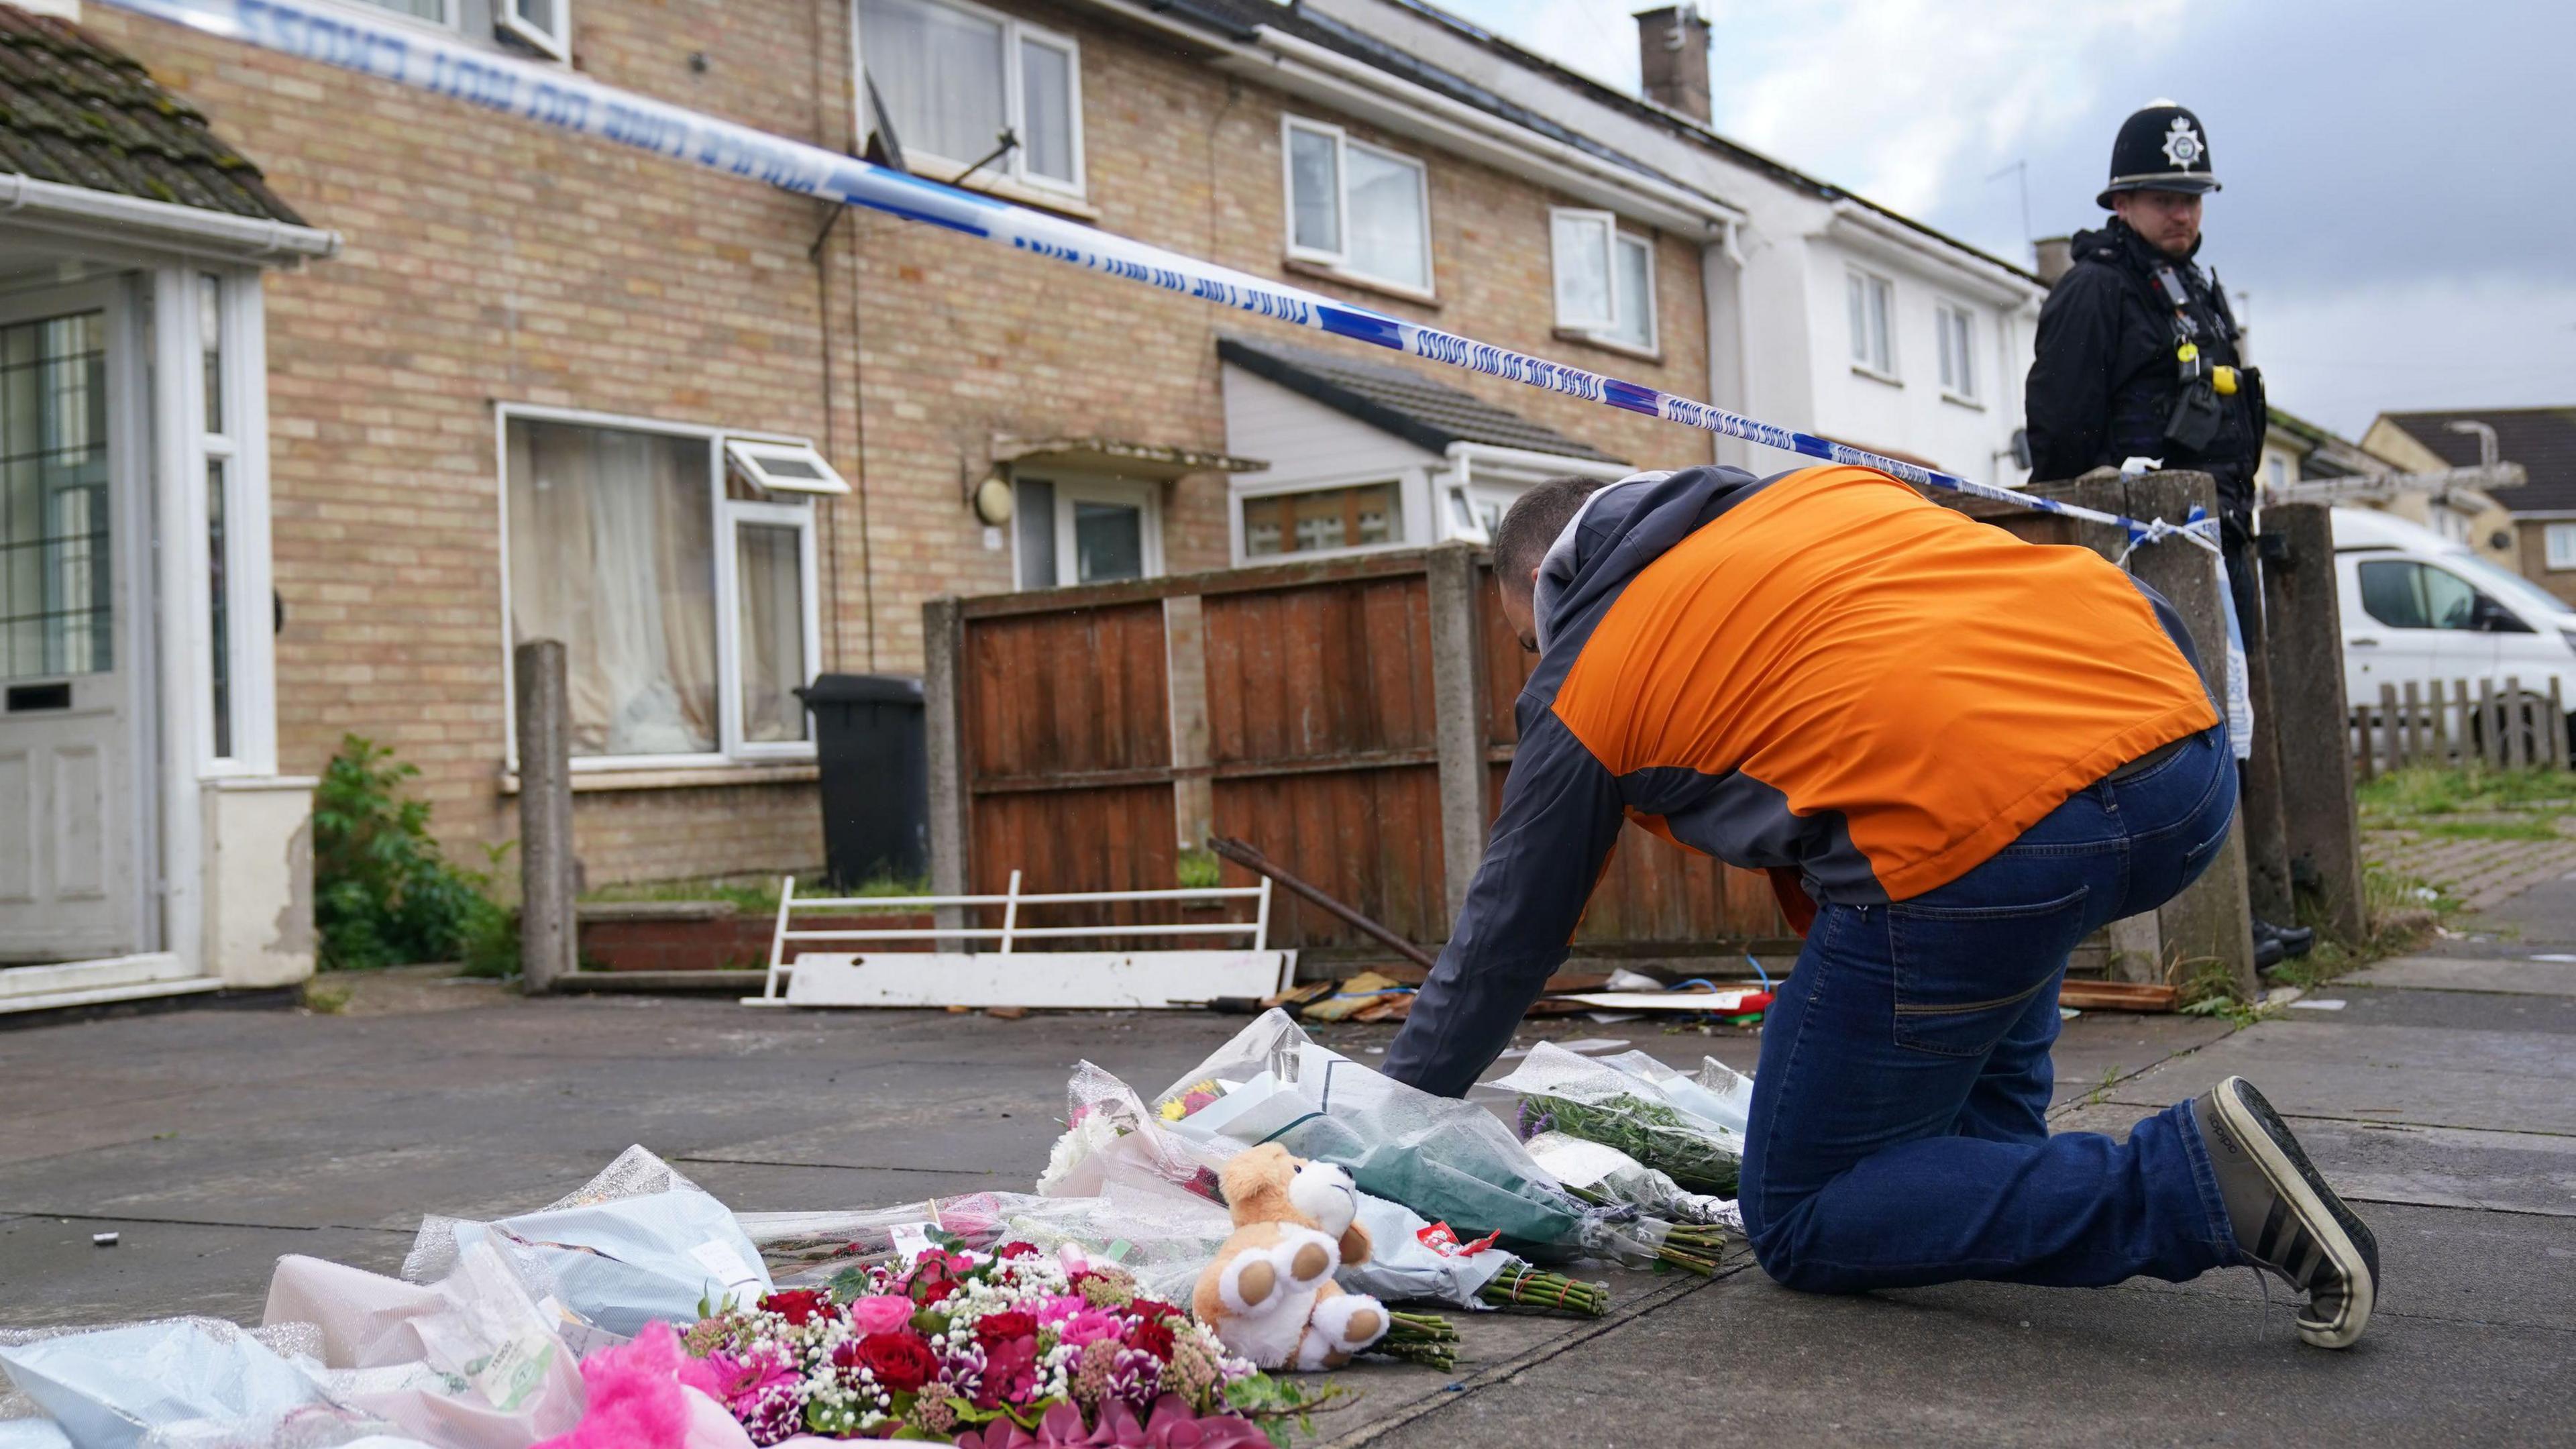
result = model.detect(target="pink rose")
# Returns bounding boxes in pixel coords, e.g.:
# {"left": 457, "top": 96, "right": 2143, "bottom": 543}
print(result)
{"left": 1059, "top": 1308, "right": 1125, "bottom": 1347}
{"left": 1034, "top": 1294, "right": 1088, "bottom": 1328}
{"left": 847, "top": 1293, "right": 917, "bottom": 1335}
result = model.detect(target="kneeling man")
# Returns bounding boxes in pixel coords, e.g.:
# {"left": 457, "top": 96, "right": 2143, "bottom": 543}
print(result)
{"left": 1383, "top": 464, "right": 2375, "bottom": 1348}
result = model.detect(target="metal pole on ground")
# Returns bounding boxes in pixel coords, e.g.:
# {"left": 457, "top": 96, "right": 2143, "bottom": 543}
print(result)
{"left": 2257, "top": 502, "right": 2368, "bottom": 946}
{"left": 515, "top": 639, "right": 575, "bottom": 994}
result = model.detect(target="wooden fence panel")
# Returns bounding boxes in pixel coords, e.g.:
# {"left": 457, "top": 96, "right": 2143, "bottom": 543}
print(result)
{"left": 1212, "top": 767, "right": 1447, "bottom": 947}
{"left": 967, "top": 604, "right": 1169, "bottom": 781}
{"left": 1203, "top": 576, "right": 1436, "bottom": 764}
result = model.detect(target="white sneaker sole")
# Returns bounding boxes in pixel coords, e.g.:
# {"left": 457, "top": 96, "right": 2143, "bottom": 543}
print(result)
{"left": 2212, "top": 1076, "right": 2375, "bottom": 1349}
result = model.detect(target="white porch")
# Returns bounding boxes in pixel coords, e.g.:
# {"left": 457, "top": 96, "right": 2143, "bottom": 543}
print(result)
{"left": 0, "top": 178, "right": 336, "bottom": 1010}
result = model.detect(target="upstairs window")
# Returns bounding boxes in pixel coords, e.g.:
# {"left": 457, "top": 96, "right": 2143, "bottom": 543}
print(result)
{"left": 1551, "top": 209, "right": 1657, "bottom": 352}
{"left": 861, "top": 0, "right": 1083, "bottom": 195}
{"left": 1847, "top": 268, "right": 1895, "bottom": 378}
{"left": 1935, "top": 299, "right": 1979, "bottom": 402}
{"left": 500, "top": 0, "right": 572, "bottom": 58}
{"left": 1283, "top": 117, "right": 1432, "bottom": 294}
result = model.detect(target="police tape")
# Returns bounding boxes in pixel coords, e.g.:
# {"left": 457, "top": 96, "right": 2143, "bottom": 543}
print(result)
{"left": 101, "top": 0, "right": 2218, "bottom": 555}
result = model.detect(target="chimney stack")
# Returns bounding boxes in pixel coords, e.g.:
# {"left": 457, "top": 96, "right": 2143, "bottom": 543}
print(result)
{"left": 2034, "top": 235, "right": 2074, "bottom": 288}
{"left": 1634, "top": 5, "right": 1712, "bottom": 124}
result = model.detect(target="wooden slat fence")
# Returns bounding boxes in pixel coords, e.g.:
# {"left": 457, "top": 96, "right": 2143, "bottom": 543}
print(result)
{"left": 927, "top": 545, "right": 1790, "bottom": 969}
{"left": 2349, "top": 676, "right": 2569, "bottom": 777}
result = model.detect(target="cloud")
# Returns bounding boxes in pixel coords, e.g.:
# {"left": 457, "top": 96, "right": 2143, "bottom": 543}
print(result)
{"left": 1434, "top": 0, "right": 2576, "bottom": 431}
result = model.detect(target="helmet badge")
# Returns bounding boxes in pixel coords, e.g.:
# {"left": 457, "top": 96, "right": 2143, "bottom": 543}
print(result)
{"left": 2161, "top": 117, "right": 2206, "bottom": 170}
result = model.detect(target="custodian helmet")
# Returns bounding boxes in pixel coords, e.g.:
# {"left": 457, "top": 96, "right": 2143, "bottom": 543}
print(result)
{"left": 2098, "top": 100, "right": 2220, "bottom": 209}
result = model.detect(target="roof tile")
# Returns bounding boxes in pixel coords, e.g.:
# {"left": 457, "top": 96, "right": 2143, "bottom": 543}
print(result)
{"left": 1221, "top": 335, "right": 1625, "bottom": 464}
{"left": 0, "top": 3, "right": 304, "bottom": 225}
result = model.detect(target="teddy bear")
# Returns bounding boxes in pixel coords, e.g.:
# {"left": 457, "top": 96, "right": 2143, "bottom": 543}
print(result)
{"left": 1189, "top": 1143, "right": 1390, "bottom": 1371}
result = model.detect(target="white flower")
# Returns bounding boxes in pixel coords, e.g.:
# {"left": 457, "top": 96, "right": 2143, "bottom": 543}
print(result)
{"left": 1038, "top": 1116, "right": 1121, "bottom": 1194}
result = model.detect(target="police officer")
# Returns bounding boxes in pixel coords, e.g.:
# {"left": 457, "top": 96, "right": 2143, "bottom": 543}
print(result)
{"left": 2025, "top": 100, "right": 2312, "bottom": 965}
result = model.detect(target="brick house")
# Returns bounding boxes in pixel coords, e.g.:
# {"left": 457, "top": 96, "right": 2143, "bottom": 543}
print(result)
{"left": 2367, "top": 409, "right": 2576, "bottom": 603}
{"left": 1, "top": 0, "right": 1736, "bottom": 996}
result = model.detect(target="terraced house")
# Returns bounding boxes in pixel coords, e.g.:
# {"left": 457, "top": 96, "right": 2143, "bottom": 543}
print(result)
{"left": 0, "top": 0, "right": 1745, "bottom": 1006}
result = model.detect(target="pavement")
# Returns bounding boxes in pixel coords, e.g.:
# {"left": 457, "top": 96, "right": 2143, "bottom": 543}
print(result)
{"left": 4, "top": 885, "right": 2573, "bottom": 1445}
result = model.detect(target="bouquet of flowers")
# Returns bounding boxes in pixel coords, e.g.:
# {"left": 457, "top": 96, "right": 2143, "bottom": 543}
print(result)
{"left": 1495, "top": 1044, "right": 1746, "bottom": 1196}
{"left": 1522, "top": 1131, "right": 1740, "bottom": 1237}
{"left": 682, "top": 1239, "right": 1273, "bottom": 1445}
{"left": 1138, "top": 1013, "right": 1707, "bottom": 1274}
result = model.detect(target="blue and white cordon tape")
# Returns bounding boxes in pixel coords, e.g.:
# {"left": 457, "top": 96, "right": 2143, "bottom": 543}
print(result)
{"left": 102, "top": 0, "right": 2216, "bottom": 555}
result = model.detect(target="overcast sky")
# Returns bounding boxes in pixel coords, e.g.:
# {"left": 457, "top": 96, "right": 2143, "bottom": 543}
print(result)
{"left": 1440, "top": 0, "right": 2576, "bottom": 440}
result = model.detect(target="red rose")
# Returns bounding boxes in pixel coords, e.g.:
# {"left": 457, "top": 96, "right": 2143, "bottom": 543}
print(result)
{"left": 1124, "top": 1317, "right": 1176, "bottom": 1360}
{"left": 837, "top": 1330, "right": 941, "bottom": 1394}
{"left": 1127, "top": 1299, "right": 1181, "bottom": 1323}
{"left": 759, "top": 1289, "right": 831, "bottom": 1326}
{"left": 997, "top": 1241, "right": 1040, "bottom": 1260}
{"left": 975, "top": 1310, "right": 1038, "bottom": 1348}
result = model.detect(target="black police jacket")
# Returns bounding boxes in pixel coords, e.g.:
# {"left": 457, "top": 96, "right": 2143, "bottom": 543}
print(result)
{"left": 2025, "top": 217, "right": 2261, "bottom": 513}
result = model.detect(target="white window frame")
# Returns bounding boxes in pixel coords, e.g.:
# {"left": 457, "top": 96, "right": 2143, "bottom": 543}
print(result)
{"left": 853, "top": 0, "right": 1087, "bottom": 200}
{"left": 1230, "top": 472, "right": 1417, "bottom": 566}
{"left": 1281, "top": 116, "right": 1434, "bottom": 298}
{"left": 494, "top": 403, "right": 826, "bottom": 772}
{"left": 1603, "top": 231, "right": 1658, "bottom": 355}
{"left": 1935, "top": 297, "right": 1980, "bottom": 405}
{"left": 498, "top": 0, "right": 573, "bottom": 59}
{"left": 2546, "top": 523, "right": 2576, "bottom": 572}
{"left": 174, "top": 268, "right": 278, "bottom": 780}
{"left": 1010, "top": 473, "right": 1165, "bottom": 588}
{"left": 1847, "top": 266, "right": 1897, "bottom": 382}
{"left": 726, "top": 438, "right": 852, "bottom": 496}
{"left": 1548, "top": 209, "right": 1617, "bottom": 333}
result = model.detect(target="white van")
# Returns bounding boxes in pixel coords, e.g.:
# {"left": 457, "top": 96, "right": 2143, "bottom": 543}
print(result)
{"left": 2332, "top": 506, "right": 2576, "bottom": 735}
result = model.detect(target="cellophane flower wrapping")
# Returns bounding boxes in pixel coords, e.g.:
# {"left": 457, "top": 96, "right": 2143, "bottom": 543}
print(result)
{"left": 1521, "top": 1132, "right": 1741, "bottom": 1232}
{"left": 0, "top": 1316, "right": 392, "bottom": 1449}
{"left": 681, "top": 1242, "right": 1260, "bottom": 1446}
{"left": 1137, "top": 1012, "right": 1670, "bottom": 1267}
{"left": 1494, "top": 1043, "right": 1746, "bottom": 1195}
{"left": 402, "top": 1147, "right": 771, "bottom": 1338}
{"left": 1595, "top": 1051, "right": 1755, "bottom": 1136}
{"left": 739, "top": 1187, "right": 1236, "bottom": 1307}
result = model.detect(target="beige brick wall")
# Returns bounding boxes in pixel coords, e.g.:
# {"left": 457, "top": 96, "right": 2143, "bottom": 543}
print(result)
{"left": 96, "top": 0, "right": 1711, "bottom": 885}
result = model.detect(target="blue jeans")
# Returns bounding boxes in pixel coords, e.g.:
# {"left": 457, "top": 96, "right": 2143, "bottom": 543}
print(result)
{"left": 1741, "top": 726, "right": 2243, "bottom": 1292}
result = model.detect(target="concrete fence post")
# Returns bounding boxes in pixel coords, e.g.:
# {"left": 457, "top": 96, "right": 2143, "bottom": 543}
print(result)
{"left": 1163, "top": 594, "right": 1214, "bottom": 853}
{"left": 2237, "top": 574, "right": 2297, "bottom": 925}
{"left": 514, "top": 639, "right": 575, "bottom": 994}
{"left": 2042, "top": 470, "right": 2166, "bottom": 983}
{"left": 2259, "top": 503, "right": 2367, "bottom": 944}
{"left": 922, "top": 597, "right": 971, "bottom": 946}
{"left": 1426, "top": 543, "right": 1491, "bottom": 928}
{"left": 2127, "top": 471, "right": 2259, "bottom": 999}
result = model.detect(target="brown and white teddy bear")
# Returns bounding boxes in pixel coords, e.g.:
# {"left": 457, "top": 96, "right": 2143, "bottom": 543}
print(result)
{"left": 1189, "top": 1144, "right": 1390, "bottom": 1371}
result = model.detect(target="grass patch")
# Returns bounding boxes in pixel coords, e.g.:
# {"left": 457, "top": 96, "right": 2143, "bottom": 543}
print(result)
{"left": 2358, "top": 764, "right": 2576, "bottom": 821}
{"left": 2402, "top": 818, "right": 2564, "bottom": 842}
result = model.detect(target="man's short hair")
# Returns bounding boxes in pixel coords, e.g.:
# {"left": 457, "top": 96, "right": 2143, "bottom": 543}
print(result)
{"left": 1492, "top": 476, "right": 1605, "bottom": 594}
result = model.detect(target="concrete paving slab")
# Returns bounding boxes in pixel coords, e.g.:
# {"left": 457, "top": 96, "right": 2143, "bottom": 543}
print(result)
{"left": 2053, "top": 1102, "right": 2576, "bottom": 1217}
{"left": 0, "top": 1216, "right": 411, "bottom": 1330}
{"left": 2092, "top": 1202, "right": 2576, "bottom": 1324}
{"left": 1354, "top": 1266, "right": 2575, "bottom": 1448}
{"left": 2347, "top": 955, "right": 2576, "bottom": 997}
{"left": 2310, "top": 986, "right": 2576, "bottom": 1032}
{"left": 2100, "top": 1020, "right": 2576, "bottom": 1135}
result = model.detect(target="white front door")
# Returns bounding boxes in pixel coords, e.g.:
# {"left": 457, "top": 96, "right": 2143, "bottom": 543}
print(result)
{"left": 0, "top": 290, "right": 146, "bottom": 965}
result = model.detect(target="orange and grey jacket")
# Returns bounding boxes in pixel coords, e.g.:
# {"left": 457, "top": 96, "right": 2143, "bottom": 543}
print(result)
{"left": 1383, "top": 464, "right": 2221, "bottom": 1097}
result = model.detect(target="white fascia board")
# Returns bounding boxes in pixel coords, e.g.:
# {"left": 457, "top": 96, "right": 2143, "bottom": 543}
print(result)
{"left": 1244, "top": 31, "right": 1740, "bottom": 237}
{"left": 0, "top": 174, "right": 339, "bottom": 264}
{"left": 1444, "top": 441, "right": 1633, "bottom": 480}
{"left": 1821, "top": 202, "right": 2038, "bottom": 310}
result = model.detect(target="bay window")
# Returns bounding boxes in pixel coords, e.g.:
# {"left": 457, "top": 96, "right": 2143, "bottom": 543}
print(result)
{"left": 861, "top": 0, "right": 1084, "bottom": 195}
{"left": 1283, "top": 117, "right": 1432, "bottom": 294}
{"left": 502, "top": 409, "right": 838, "bottom": 764}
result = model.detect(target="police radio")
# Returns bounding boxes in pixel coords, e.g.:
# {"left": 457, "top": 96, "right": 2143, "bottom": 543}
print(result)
{"left": 2153, "top": 263, "right": 2247, "bottom": 455}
